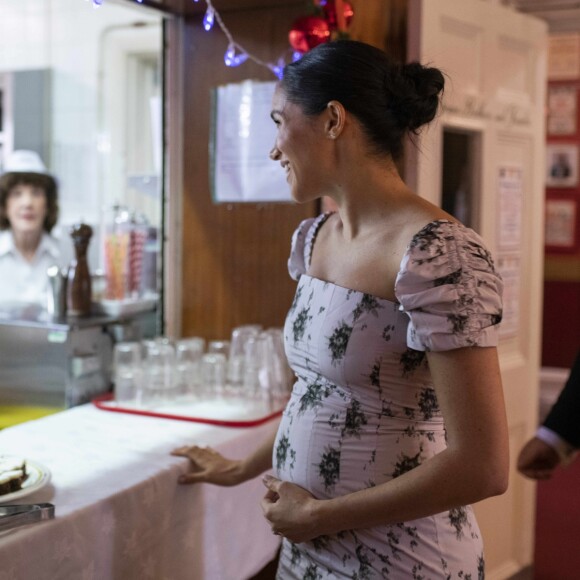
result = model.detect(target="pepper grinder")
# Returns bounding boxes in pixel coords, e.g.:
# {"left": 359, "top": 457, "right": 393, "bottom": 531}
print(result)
{"left": 67, "top": 223, "right": 93, "bottom": 317}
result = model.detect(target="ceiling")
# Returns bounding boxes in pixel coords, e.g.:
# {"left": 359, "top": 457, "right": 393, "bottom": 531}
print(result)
{"left": 512, "top": 0, "right": 580, "bottom": 33}
{"left": 137, "top": 0, "right": 580, "bottom": 33}
{"left": 137, "top": 0, "right": 303, "bottom": 17}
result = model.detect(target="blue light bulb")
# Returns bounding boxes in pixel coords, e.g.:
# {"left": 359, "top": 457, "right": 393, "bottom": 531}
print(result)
{"left": 224, "top": 44, "right": 236, "bottom": 66}
{"left": 203, "top": 8, "right": 215, "bottom": 31}
{"left": 224, "top": 45, "right": 248, "bottom": 67}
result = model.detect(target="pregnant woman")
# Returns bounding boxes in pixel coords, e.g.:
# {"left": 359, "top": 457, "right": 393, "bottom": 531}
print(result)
{"left": 173, "top": 40, "right": 508, "bottom": 579}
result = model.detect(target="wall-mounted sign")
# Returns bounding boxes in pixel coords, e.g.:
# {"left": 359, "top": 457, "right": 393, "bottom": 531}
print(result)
{"left": 547, "top": 86, "right": 577, "bottom": 136}
{"left": 545, "top": 198, "right": 577, "bottom": 249}
{"left": 548, "top": 34, "right": 580, "bottom": 80}
{"left": 496, "top": 251, "right": 521, "bottom": 340}
{"left": 497, "top": 165, "right": 524, "bottom": 249}
{"left": 546, "top": 143, "right": 579, "bottom": 188}
{"left": 210, "top": 80, "right": 292, "bottom": 203}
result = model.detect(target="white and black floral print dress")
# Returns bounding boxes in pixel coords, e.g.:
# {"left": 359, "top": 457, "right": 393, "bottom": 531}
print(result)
{"left": 273, "top": 214, "right": 503, "bottom": 580}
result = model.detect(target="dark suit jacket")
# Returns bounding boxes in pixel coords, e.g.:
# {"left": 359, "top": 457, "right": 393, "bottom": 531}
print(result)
{"left": 543, "top": 352, "right": 580, "bottom": 449}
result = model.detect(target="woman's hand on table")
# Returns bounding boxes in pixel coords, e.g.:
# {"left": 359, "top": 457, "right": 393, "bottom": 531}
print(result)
{"left": 171, "top": 445, "right": 245, "bottom": 486}
{"left": 261, "top": 475, "right": 322, "bottom": 543}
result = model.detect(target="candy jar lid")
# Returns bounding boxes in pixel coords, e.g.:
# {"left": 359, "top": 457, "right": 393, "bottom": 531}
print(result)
{"left": 114, "top": 205, "right": 131, "bottom": 226}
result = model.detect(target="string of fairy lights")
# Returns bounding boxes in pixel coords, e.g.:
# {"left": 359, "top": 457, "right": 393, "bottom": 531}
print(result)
{"left": 87, "top": 0, "right": 301, "bottom": 78}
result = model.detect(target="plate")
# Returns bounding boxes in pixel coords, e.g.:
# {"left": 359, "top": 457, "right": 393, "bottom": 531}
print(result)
{"left": 93, "top": 297, "right": 158, "bottom": 317}
{"left": 0, "top": 458, "right": 51, "bottom": 503}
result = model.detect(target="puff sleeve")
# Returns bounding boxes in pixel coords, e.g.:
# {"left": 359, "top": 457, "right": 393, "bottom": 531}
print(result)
{"left": 287, "top": 214, "right": 329, "bottom": 281}
{"left": 394, "top": 221, "right": 503, "bottom": 352}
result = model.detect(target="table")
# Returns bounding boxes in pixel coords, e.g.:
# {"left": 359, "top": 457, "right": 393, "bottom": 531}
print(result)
{"left": 0, "top": 404, "right": 281, "bottom": 580}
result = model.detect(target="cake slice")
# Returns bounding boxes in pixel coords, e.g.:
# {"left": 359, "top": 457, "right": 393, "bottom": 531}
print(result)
{"left": 0, "top": 457, "right": 28, "bottom": 496}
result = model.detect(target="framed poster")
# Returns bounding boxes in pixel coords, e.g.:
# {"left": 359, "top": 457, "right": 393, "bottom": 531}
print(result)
{"left": 545, "top": 198, "right": 578, "bottom": 251}
{"left": 548, "top": 34, "right": 580, "bottom": 80}
{"left": 546, "top": 143, "right": 579, "bottom": 188}
{"left": 547, "top": 86, "right": 577, "bottom": 136}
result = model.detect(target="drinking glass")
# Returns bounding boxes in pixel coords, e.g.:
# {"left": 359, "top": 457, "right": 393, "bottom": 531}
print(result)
{"left": 243, "top": 334, "right": 269, "bottom": 399}
{"left": 113, "top": 342, "right": 142, "bottom": 405}
{"left": 200, "top": 353, "right": 227, "bottom": 399}
{"left": 207, "top": 340, "right": 230, "bottom": 358}
{"left": 142, "top": 341, "right": 175, "bottom": 406}
{"left": 228, "top": 325, "right": 262, "bottom": 394}
{"left": 141, "top": 338, "right": 170, "bottom": 359}
{"left": 174, "top": 337, "right": 205, "bottom": 399}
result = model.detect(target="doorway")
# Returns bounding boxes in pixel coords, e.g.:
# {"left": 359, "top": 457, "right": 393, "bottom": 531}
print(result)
{"left": 441, "top": 128, "right": 481, "bottom": 229}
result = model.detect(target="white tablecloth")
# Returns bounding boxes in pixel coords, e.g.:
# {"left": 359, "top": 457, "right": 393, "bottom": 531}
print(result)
{"left": 0, "top": 404, "right": 281, "bottom": 580}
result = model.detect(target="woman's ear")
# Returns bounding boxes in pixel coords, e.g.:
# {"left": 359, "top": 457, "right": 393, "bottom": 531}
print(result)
{"left": 325, "top": 100, "right": 346, "bottom": 139}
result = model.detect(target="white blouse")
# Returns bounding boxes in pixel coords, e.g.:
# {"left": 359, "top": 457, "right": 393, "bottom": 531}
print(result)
{"left": 0, "top": 230, "right": 61, "bottom": 309}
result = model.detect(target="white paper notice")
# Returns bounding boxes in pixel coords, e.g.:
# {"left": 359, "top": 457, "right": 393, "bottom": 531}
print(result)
{"left": 212, "top": 80, "right": 292, "bottom": 203}
{"left": 545, "top": 199, "right": 577, "bottom": 247}
{"left": 497, "top": 165, "right": 524, "bottom": 249}
{"left": 496, "top": 252, "right": 520, "bottom": 339}
{"left": 548, "top": 86, "right": 577, "bottom": 136}
{"left": 548, "top": 34, "right": 580, "bottom": 80}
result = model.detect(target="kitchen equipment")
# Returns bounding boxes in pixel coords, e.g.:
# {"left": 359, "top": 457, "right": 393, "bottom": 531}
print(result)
{"left": 0, "top": 309, "right": 156, "bottom": 409}
{"left": 0, "top": 503, "right": 55, "bottom": 532}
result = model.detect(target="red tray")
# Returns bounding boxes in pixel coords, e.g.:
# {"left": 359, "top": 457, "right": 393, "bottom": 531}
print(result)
{"left": 93, "top": 393, "right": 284, "bottom": 428}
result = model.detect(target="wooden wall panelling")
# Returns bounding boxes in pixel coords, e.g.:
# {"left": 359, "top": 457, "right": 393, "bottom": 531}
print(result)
{"left": 180, "top": 3, "right": 316, "bottom": 340}
{"left": 349, "top": 0, "right": 408, "bottom": 62}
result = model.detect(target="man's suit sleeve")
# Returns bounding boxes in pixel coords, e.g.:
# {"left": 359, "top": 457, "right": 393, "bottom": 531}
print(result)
{"left": 543, "top": 351, "right": 580, "bottom": 449}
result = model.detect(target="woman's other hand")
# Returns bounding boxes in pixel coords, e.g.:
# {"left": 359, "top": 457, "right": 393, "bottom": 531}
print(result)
{"left": 261, "top": 475, "right": 321, "bottom": 543}
{"left": 171, "top": 445, "right": 244, "bottom": 486}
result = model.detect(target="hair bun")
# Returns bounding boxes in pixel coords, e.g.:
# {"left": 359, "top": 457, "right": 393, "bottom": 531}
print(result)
{"left": 392, "top": 62, "right": 445, "bottom": 132}
{"left": 281, "top": 40, "right": 445, "bottom": 159}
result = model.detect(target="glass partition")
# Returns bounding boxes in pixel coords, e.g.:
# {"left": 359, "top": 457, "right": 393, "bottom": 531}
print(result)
{"left": 0, "top": 0, "right": 164, "bottom": 326}
{"left": 441, "top": 128, "right": 481, "bottom": 230}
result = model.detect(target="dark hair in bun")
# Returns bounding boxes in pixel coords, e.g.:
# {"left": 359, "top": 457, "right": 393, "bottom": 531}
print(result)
{"left": 281, "top": 40, "right": 444, "bottom": 159}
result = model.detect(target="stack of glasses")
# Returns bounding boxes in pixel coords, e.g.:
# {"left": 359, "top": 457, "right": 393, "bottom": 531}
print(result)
{"left": 112, "top": 326, "right": 293, "bottom": 410}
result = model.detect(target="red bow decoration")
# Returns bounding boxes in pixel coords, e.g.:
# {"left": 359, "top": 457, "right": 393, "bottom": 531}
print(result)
{"left": 289, "top": 0, "right": 355, "bottom": 54}
{"left": 289, "top": 15, "right": 331, "bottom": 53}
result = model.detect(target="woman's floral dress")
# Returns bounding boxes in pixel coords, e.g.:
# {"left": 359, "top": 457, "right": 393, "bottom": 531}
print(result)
{"left": 273, "top": 213, "right": 503, "bottom": 579}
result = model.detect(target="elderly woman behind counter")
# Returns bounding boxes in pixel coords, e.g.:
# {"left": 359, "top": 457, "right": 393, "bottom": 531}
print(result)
{"left": 0, "top": 150, "right": 60, "bottom": 308}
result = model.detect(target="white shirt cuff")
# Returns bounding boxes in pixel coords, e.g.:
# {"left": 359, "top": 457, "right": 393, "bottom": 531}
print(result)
{"left": 537, "top": 426, "right": 576, "bottom": 463}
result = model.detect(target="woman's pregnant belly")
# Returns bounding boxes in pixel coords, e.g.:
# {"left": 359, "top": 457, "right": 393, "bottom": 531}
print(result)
{"left": 272, "top": 380, "right": 447, "bottom": 500}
